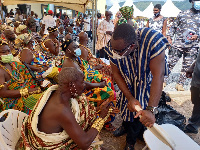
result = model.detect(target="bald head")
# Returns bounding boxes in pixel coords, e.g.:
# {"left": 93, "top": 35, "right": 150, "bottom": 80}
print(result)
{"left": 78, "top": 32, "right": 88, "bottom": 43}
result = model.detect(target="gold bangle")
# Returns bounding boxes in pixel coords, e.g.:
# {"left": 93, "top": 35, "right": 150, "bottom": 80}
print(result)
{"left": 20, "top": 88, "right": 28, "bottom": 97}
{"left": 103, "top": 107, "right": 113, "bottom": 121}
{"left": 29, "top": 87, "right": 41, "bottom": 95}
{"left": 91, "top": 117, "right": 105, "bottom": 132}
{"left": 0, "top": 82, "right": 6, "bottom": 90}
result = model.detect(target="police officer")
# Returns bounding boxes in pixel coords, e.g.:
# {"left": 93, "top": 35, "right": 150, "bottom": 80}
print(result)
{"left": 169, "top": 0, "right": 200, "bottom": 91}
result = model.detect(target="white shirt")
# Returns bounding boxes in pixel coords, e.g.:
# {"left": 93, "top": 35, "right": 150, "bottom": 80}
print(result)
{"left": 84, "top": 18, "right": 90, "bottom": 31}
{"left": 96, "top": 19, "right": 114, "bottom": 50}
{"left": 42, "top": 15, "right": 56, "bottom": 34}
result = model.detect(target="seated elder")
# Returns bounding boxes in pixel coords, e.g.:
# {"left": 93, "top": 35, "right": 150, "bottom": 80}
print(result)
{"left": 79, "top": 32, "right": 112, "bottom": 80}
{"left": 0, "top": 40, "right": 42, "bottom": 114}
{"left": 18, "top": 67, "right": 113, "bottom": 149}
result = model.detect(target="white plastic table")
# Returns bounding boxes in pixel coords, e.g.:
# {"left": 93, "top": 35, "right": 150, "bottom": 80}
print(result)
{"left": 143, "top": 124, "right": 200, "bottom": 150}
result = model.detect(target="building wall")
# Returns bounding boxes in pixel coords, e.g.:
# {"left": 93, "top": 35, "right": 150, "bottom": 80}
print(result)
{"left": 7, "top": 3, "right": 42, "bottom": 18}
{"left": 97, "top": 0, "right": 106, "bottom": 15}
{"left": 86, "top": 0, "right": 106, "bottom": 15}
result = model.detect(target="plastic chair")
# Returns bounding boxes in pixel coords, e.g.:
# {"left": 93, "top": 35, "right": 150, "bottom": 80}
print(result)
{"left": 0, "top": 109, "right": 28, "bottom": 150}
{"left": 143, "top": 124, "right": 200, "bottom": 150}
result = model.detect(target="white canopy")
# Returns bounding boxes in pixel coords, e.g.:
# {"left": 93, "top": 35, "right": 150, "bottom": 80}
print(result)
{"left": 109, "top": 2, "right": 120, "bottom": 17}
{"left": 133, "top": 4, "right": 143, "bottom": 17}
{"left": 142, "top": 2, "right": 154, "bottom": 18}
{"left": 161, "top": 0, "right": 181, "bottom": 17}
{"left": 122, "top": 0, "right": 133, "bottom": 7}
{"left": 3, "top": 0, "right": 89, "bottom": 13}
{"left": 122, "top": 0, "right": 143, "bottom": 17}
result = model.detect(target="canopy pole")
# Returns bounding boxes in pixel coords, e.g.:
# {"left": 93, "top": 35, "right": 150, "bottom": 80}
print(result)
{"left": 93, "top": 0, "right": 97, "bottom": 55}
{"left": 92, "top": 0, "right": 95, "bottom": 54}
{"left": 0, "top": 0, "right": 3, "bottom": 23}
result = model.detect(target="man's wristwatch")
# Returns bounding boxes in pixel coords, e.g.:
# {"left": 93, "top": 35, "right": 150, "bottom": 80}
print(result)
{"left": 146, "top": 106, "right": 158, "bottom": 115}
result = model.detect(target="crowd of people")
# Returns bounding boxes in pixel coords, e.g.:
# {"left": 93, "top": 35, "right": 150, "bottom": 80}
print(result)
{"left": 0, "top": 0, "right": 199, "bottom": 149}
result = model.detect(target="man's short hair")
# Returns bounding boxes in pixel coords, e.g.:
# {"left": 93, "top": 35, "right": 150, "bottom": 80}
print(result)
{"left": 154, "top": 4, "right": 162, "bottom": 10}
{"left": 58, "top": 67, "right": 84, "bottom": 87}
{"left": 97, "top": 13, "right": 101, "bottom": 19}
{"left": 113, "top": 23, "right": 137, "bottom": 45}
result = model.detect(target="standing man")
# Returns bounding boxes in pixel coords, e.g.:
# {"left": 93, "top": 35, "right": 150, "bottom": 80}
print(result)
{"left": 34, "top": 14, "right": 41, "bottom": 32}
{"left": 185, "top": 48, "right": 200, "bottom": 134}
{"left": 83, "top": 15, "right": 92, "bottom": 42}
{"left": 104, "top": 24, "right": 168, "bottom": 149}
{"left": 96, "top": 11, "right": 114, "bottom": 59}
{"left": 42, "top": 10, "right": 56, "bottom": 35}
{"left": 169, "top": 0, "right": 200, "bottom": 91}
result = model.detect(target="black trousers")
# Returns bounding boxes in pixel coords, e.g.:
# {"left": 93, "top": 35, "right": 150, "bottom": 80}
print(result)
{"left": 96, "top": 48, "right": 108, "bottom": 59}
{"left": 122, "top": 118, "right": 145, "bottom": 146}
{"left": 86, "top": 31, "right": 92, "bottom": 41}
{"left": 188, "top": 86, "right": 200, "bottom": 129}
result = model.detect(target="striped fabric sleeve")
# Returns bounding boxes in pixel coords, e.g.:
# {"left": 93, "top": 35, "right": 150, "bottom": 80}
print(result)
{"left": 149, "top": 30, "right": 169, "bottom": 60}
{"left": 104, "top": 41, "right": 118, "bottom": 65}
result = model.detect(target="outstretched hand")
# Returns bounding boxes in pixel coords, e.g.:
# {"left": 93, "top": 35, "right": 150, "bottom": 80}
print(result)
{"left": 98, "top": 99, "right": 111, "bottom": 119}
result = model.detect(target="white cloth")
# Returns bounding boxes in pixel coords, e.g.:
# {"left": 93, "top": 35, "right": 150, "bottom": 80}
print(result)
{"left": 97, "top": 19, "right": 103, "bottom": 27}
{"left": 96, "top": 19, "right": 114, "bottom": 50}
{"left": 5, "top": 17, "right": 12, "bottom": 24}
{"left": 31, "top": 85, "right": 80, "bottom": 143}
{"left": 42, "top": 15, "right": 56, "bottom": 34}
{"left": 84, "top": 18, "right": 90, "bottom": 31}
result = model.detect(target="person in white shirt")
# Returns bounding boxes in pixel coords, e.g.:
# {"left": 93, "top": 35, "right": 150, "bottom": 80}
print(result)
{"left": 42, "top": 10, "right": 56, "bottom": 35}
{"left": 83, "top": 15, "right": 92, "bottom": 41}
{"left": 5, "top": 13, "right": 12, "bottom": 25}
{"left": 96, "top": 11, "right": 114, "bottom": 59}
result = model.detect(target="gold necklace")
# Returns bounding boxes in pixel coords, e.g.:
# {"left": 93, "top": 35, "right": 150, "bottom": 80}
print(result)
{"left": 79, "top": 44, "right": 92, "bottom": 54}
{"left": 64, "top": 56, "right": 78, "bottom": 63}
{"left": 0, "top": 63, "right": 25, "bottom": 83}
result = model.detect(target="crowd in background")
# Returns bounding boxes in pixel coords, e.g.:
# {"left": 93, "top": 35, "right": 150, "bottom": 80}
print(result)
{"left": 0, "top": 0, "right": 199, "bottom": 149}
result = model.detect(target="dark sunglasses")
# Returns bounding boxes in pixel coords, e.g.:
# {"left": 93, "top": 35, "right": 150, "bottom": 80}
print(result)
{"left": 108, "top": 40, "right": 134, "bottom": 54}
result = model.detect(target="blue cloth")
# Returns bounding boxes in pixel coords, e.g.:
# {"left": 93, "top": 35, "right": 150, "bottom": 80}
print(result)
{"left": 104, "top": 28, "right": 169, "bottom": 122}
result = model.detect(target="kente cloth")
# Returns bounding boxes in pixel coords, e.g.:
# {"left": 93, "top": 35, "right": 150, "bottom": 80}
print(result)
{"left": 40, "top": 37, "right": 62, "bottom": 65}
{"left": 119, "top": 6, "right": 134, "bottom": 20}
{"left": 0, "top": 61, "right": 41, "bottom": 115}
{"left": 104, "top": 28, "right": 169, "bottom": 122}
{"left": 19, "top": 85, "right": 100, "bottom": 150}
{"left": 86, "top": 47, "right": 112, "bottom": 80}
{"left": 77, "top": 57, "right": 116, "bottom": 104}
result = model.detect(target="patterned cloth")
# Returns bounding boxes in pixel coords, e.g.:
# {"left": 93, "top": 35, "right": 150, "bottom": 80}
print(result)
{"left": 77, "top": 57, "right": 116, "bottom": 103}
{"left": 118, "top": 6, "right": 137, "bottom": 29}
{"left": 169, "top": 9, "right": 200, "bottom": 85}
{"left": 171, "top": 9, "right": 200, "bottom": 49}
{"left": 148, "top": 17, "right": 170, "bottom": 76}
{"left": 119, "top": 6, "right": 134, "bottom": 20}
{"left": 148, "top": 17, "right": 167, "bottom": 33}
{"left": 19, "top": 85, "right": 100, "bottom": 150}
{"left": 104, "top": 28, "right": 168, "bottom": 122}
{"left": 0, "top": 61, "right": 41, "bottom": 114}
{"left": 96, "top": 20, "right": 114, "bottom": 50}
{"left": 40, "top": 36, "right": 62, "bottom": 65}
{"left": 85, "top": 46, "right": 112, "bottom": 79}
